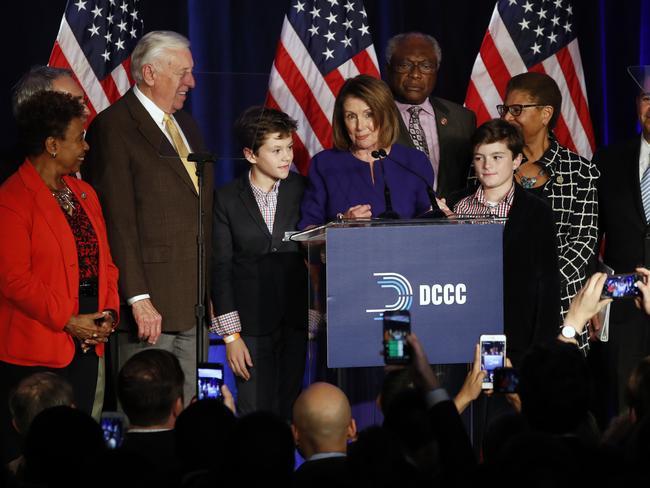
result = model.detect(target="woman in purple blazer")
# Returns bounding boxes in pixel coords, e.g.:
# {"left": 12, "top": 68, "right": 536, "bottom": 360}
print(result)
{"left": 298, "top": 75, "right": 435, "bottom": 229}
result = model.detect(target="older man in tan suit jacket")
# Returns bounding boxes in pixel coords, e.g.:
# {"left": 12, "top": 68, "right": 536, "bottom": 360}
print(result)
{"left": 83, "top": 31, "right": 213, "bottom": 404}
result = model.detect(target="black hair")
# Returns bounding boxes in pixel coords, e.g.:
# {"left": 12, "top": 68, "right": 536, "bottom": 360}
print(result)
{"left": 15, "top": 90, "right": 85, "bottom": 157}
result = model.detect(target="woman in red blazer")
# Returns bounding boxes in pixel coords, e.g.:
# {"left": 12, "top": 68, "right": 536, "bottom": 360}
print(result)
{"left": 0, "top": 91, "right": 119, "bottom": 461}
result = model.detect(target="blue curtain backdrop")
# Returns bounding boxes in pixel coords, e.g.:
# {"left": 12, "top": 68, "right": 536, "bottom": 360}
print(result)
{"left": 179, "top": 0, "right": 650, "bottom": 187}
{"left": 2, "top": 0, "right": 649, "bottom": 182}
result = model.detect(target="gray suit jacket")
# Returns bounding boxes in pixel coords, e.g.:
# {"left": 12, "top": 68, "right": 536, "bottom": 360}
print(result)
{"left": 83, "top": 89, "right": 213, "bottom": 332}
{"left": 396, "top": 96, "right": 476, "bottom": 198}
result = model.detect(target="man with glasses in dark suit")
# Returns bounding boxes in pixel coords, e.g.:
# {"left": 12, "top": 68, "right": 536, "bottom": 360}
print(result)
{"left": 386, "top": 32, "right": 476, "bottom": 199}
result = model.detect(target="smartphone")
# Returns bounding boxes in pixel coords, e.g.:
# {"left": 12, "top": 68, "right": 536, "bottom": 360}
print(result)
{"left": 493, "top": 367, "right": 519, "bottom": 394}
{"left": 100, "top": 412, "right": 126, "bottom": 449}
{"left": 197, "top": 362, "right": 224, "bottom": 400}
{"left": 480, "top": 334, "right": 506, "bottom": 389}
{"left": 383, "top": 310, "right": 411, "bottom": 365}
{"left": 602, "top": 273, "right": 641, "bottom": 299}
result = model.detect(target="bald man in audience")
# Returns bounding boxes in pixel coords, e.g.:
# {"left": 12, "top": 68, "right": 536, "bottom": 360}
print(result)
{"left": 291, "top": 382, "right": 356, "bottom": 487}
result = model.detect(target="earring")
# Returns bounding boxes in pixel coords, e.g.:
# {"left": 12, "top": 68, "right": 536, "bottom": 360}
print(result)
{"left": 50, "top": 152, "right": 57, "bottom": 158}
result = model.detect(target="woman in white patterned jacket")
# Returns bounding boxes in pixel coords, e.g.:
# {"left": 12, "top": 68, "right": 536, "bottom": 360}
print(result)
{"left": 497, "top": 71, "right": 599, "bottom": 320}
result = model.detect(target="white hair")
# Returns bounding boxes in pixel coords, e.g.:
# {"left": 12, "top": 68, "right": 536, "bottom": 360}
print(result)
{"left": 131, "top": 30, "right": 190, "bottom": 84}
{"left": 385, "top": 32, "right": 442, "bottom": 70}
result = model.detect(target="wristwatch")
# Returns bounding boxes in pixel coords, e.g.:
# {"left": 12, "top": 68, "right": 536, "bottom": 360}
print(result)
{"left": 561, "top": 323, "right": 590, "bottom": 357}
{"left": 561, "top": 325, "right": 577, "bottom": 339}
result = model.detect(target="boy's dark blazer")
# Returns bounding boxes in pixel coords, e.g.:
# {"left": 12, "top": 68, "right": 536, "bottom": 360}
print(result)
{"left": 211, "top": 171, "right": 307, "bottom": 336}
{"left": 449, "top": 183, "right": 560, "bottom": 365}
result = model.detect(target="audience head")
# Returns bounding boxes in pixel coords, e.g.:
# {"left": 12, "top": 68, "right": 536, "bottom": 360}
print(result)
{"left": 117, "top": 348, "right": 185, "bottom": 428}
{"left": 174, "top": 398, "right": 237, "bottom": 475}
{"left": 347, "top": 425, "right": 406, "bottom": 488}
{"left": 377, "top": 368, "right": 413, "bottom": 415}
{"left": 332, "top": 74, "right": 400, "bottom": 151}
{"left": 22, "top": 406, "right": 106, "bottom": 486}
{"left": 130, "top": 30, "right": 194, "bottom": 113}
{"left": 12, "top": 65, "right": 84, "bottom": 115}
{"left": 501, "top": 72, "right": 562, "bottom": 141}
{"left": 386, "top": 32, "right": 441, "bottom": 105}
{"left": 626, "top": 356, "right": 650, "bottom": 422}
{"left": 9, "top": 372, "right": 74, "bottom": 435}
{"left": 518, "top": 341, "right": 590, "bottom": 435}
{"left": 227, "top": 411, "right": 295, "bottom": 485}
{"left": 15, "top": 90, "right": 87, "bottom": 162}
{"left": 291, "top": 382, "right": 356, "bottom": 459}
{"left": 383, "top": 388, "right": 440, "bottom": 475}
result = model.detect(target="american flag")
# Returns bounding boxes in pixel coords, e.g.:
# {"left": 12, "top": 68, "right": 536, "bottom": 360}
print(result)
{"left": 48, "top": 0, "right": 144, "bottom": 123}
{"left": 465, "top": 0, "right": 595, "bottom": 158}
{"left": 266, "top": 0, "right": 380, "bottom": 174}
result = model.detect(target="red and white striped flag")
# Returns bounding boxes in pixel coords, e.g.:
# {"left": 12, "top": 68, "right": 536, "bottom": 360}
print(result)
{"left": 465, "top": 0, "right": 595, "bottom": 158}
{"left": 48, "top": 0, "right": 144, "bottom": 124}
{"left": 266, "top": 0, "right": 380, "bottom": 175}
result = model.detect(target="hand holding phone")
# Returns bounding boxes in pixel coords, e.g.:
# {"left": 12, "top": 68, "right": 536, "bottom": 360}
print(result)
{"left": 383, "top": 311, "right": 411, "bottom": 365}
{"left": 480, "top": 334, "right": 506, "bottom": 389}
{"left": 601, "top": 273, "right": 641, "bottom": 299}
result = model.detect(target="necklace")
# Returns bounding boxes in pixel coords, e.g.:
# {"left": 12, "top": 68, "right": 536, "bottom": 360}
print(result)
{"left": 515, "top": 165, "right": 546, "bottom": 189}
{"left": 51, "top": 183, "right": 75, "bottom": 216}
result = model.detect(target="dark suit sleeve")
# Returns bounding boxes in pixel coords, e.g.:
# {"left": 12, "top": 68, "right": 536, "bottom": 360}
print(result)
{"left": 534, "top": 204, "right": 562, "bottom": 339}
{"left": 85, "top": 115, "right": 150, "bottom": 299}
{"left": 211, "top": 189, "right": 237, "bottom": 316}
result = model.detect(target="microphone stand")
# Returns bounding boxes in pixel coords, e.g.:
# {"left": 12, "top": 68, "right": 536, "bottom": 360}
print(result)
{"left": 374, "top": 148, "right": 446, "bottom": 219}
{"left": 188, "top": 152, "right": 216, "bottom": 394}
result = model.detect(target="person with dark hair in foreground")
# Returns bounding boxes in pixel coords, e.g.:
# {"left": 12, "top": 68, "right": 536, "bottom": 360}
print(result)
{"left": 22, "top": 406, "right": 106, "bottom": 487}
{"left": 117, "top": 348, "right": 185, "bottom": 486}
{"left": 6, "top": 372, "right": 75, "bottom": 476}
{"left": 211, "top": 106, "right": 307, "bottom": 418}
{"left": 174, "top": 398, "right": 237, "bottom": 485}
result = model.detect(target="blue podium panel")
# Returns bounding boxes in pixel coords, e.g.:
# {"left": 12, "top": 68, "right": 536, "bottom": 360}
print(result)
{"left": 326, "top": 223, "right": 504, "bottom": 367}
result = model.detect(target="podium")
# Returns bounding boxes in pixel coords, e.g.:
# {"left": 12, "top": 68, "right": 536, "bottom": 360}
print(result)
{"left": 292, "top": 217, "right": 505, "bottom": 369}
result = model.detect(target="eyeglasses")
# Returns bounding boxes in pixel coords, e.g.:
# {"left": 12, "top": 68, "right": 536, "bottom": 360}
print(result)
{"left": 391, "top": 61, "right": 437, "bottom": 74}
{"left": 496, "top": 103, "right": 547, "bottom": 117}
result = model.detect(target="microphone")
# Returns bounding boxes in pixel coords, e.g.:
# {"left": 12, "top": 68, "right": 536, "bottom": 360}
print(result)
{"left": 371, "top": 148, "right": 446, "bottom": 219}
{"left": 376, "top": 157, "right": 400, "bottom": 220}
{"left": 187, "top": 152, "right": 216, "bottom": 163}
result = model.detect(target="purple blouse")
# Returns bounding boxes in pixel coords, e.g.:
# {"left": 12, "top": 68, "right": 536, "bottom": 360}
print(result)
{"left": 298, "top": 144, "right": 435, "bottom": 229}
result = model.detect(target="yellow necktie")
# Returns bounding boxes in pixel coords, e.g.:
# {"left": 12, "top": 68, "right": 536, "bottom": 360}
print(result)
{"left": 163, "top": 114, "right": 198, "bottom": 192}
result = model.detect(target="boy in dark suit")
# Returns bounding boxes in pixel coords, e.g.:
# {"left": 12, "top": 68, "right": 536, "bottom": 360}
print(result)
{"left": 452, "top": 119, "right": 561, "bottom": 365}
{"left": 210, "top": 107, "right": 307, "bottom": 418}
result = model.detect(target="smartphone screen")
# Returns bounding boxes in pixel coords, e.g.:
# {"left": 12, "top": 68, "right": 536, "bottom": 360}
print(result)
{"left": 602, "top": 274, "right": 640, "bottom": 299}
{"left": 383, "top": 310, "right": 411, "bottom": 365}
{"left": 197, "top": 362, "right": 224, "bottom": 400}
{"left": 100, "top": 412, "right": 125, "bottom": 449}
{"left": 480, "top": 335, "right": 506, "bottom": 389}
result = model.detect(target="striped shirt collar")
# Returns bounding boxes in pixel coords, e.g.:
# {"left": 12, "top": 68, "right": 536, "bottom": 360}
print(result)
{"left": 454, "top": 182, "right": 515, "bottom": 219}
{"left": 248, "top": 171, "right": 281, "bottom": 199}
